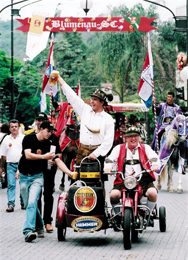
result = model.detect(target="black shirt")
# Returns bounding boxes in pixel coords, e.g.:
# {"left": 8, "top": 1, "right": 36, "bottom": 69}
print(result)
{"left": 18, "top": 134, "right": 51, "bottom": 175}
{"left": 49, "top": 133, "right": 61, "bottom": 154}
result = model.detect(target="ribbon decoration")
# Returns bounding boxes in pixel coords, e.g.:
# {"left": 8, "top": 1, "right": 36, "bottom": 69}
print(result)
{"left": 124, "top": 14, "right": 141, "bottom": 35}
{"left": 15, "top": 16, "right": 157, "bottom": 33}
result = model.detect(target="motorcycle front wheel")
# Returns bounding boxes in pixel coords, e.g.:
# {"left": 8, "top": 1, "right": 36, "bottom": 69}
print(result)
{"left": 123, "top": 208, "right": 132, "bottom": 250}
{"left": 159, "top": 206, "right": 166, "bottom": 232}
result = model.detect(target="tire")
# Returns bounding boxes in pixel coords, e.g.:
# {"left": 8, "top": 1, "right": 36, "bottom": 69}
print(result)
{"left": 159, "top": 206, "right": 166, "bottom": 232}
{"left": 57, "top": 226, "right": 66, "bottom": 241}
{"left": 123, "top": 208, "right": 132, "bottom": 250}
{"left": 57, "top": 215, "right": 67, "bottom": 241}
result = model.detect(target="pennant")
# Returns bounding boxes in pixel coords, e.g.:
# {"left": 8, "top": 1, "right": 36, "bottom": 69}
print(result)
{"left": 138, "top": 37, "right": 154, "bottom": 108}
{"left": 39, "top": 40, "right": 58, "bottom": 112}
{"left": 25, "top": 12, "right": 50, "bottom": 61}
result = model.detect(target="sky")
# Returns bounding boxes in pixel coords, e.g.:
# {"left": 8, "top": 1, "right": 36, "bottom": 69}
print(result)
{"left": 0, "top": 0, "right": 186, "bottom": 22}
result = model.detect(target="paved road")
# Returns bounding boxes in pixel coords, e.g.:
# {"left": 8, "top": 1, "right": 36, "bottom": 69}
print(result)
{"left": 0, "top": 169, "right": 188, "bottom": 260}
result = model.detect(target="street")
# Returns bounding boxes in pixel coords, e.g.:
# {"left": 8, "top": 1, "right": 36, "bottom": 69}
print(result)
{"left": 0, "top": 168, "right": 188, "bottom": 260}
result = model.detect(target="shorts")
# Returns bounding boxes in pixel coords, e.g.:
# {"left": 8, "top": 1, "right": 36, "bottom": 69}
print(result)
{"left": 113, "top": 173, "right": 157, "bottom": 196}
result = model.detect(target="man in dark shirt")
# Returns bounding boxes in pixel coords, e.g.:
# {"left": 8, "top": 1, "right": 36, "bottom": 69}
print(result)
{"left": 41, "top": 127, "right": 61, "bottom": 233}
{"left": 25, "top": 112, "right": 62, "bottom": 232}
{"left": 19, "top": 121, "right": 75, "bottom": 242}
{"left": 19, "top": 121, "right": 56, "bottom": 242}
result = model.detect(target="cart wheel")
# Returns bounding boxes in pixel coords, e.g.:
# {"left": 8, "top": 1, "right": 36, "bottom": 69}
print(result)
{"left": 57, "top": 226, "right": 66, "bottom": 241}
{"left": 159, "top": 206, "right": 166, "bottom": 232}
{"left": 123, "top": 208, "right": 132, "bottom": 250}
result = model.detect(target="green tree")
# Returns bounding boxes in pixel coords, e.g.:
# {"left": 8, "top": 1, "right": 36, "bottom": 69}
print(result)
{"left": 0, "top": 50, "right": 22, "bottom": 122}
{"left": 100, "top": 4, "right": 158, "bottom": 102}
{"left": 14, "top": 62, "right": 42, "bottom": 126}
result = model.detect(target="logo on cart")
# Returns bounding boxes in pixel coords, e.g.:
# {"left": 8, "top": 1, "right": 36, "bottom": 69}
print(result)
{"left": 71, "top": 216, "right": 102, "bottom": 232}
{"left": 74, "top": 187, "right": 97, "bottom": 212}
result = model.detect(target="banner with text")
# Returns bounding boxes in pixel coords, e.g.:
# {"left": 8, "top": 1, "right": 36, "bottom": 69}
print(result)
{"left": 16, "top": 16, "right": 157, "bottom": 34}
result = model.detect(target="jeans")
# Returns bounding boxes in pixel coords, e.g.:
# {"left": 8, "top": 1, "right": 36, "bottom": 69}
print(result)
{"left": 19, "top": 172, "right": 44, "bottom": 237}
{"left": 7, "top": 163, "right": 18, "bottom": 207}
{"left": 38, "top": 165, "right": 57, "bottom": 225}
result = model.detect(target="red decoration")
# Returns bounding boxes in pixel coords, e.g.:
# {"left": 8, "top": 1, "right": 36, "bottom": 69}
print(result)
{"left": 15, "top": 16, "right": 157, "bottom": 33}
{"left": 177, "top": 52, "right": 187, "bottom": 70}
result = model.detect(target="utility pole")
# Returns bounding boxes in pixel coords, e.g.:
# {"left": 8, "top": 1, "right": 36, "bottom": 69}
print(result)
{"left": 11, "top": 0, "right": 14, "bottom": 119}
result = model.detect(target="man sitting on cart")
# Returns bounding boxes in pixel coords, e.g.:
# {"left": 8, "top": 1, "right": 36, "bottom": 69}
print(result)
{"left": 104, "top": 126, "right": 160, "bottom": 226}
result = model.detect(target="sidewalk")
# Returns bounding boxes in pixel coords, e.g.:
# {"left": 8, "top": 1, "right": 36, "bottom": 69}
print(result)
{"left": 0, "top": 168, "right": 188, "bottom": 260}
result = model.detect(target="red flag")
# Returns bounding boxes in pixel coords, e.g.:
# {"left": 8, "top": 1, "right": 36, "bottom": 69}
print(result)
{"left": 76, "top": 81, "right": 81, "bottom": 98}
{"left": 138, "top": 36, "right": 153, "bottom": 108}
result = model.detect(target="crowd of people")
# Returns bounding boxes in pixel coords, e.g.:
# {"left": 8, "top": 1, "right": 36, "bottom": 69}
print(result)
{"left": 0, "top": 75, "right": 183, "bottom": 243}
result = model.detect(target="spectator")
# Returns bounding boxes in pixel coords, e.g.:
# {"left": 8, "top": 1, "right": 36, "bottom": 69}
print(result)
{"left": 0, "top": 123, "right": 10, "bottom": 188}
{"left": 25, "top": 111, "right": 62, "bottom": 233}
{"left": 0, "top": 119, "right": 24, "bottom": 212}
{"left": 18, "top": 121, "right": 75, "bottom": 242}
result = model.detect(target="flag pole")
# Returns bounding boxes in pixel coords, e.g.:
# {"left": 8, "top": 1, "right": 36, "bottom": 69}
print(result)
{"left": 49, "top": 34, "right": 54, "bottom": 122}
{"left": 148, "top": 33, "right": 159, "bottom": 153}
{"left": 49, "top": 87, "right": 52, "bottom": 122}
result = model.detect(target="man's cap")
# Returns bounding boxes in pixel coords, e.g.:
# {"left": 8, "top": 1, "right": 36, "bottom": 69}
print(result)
{"left": 125, "top": 126, "right": 140, "bottom": 137}
{"left": 40, "top": 121, "right": 57, "bottom": 131}
{"left": 35, "top": 112, "right": 48, "bottom": 121}
{"left": 90, "top": 89, "right": 113, "bottom": 106}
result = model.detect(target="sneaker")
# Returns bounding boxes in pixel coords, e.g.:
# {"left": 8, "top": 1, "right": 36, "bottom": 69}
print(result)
{"left": 25, "top": 233, "right": 37, "bottom": 242}
{"left": 21, "top": 204, "right": 25, "bottom": 210}
{"left": 6, "top": 206, "right": 14, "bottom": 212}
{"left": 45, "top": 224, "right": 53, "bottom": 232}
{"left": 38, "top": 231, "right": 44, "bottom": 238}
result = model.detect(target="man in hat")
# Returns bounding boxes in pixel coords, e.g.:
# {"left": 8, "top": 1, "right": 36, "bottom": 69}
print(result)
{"left": 57, "top": 76, "right": 114, "bottom": 184}
{"left": 151, "top": 92, "right": 182, "bottom": 151}
{"left": 104, "top": 126, "right": 160, "bottom": 226}
{"left": 18, "top": 121, "right": 75, "bottom": 242}
{"left": 22, "top": 111, "right": 62, "bottom": 232}
{"left": 24, "top": 112, "right": 48, "bottom": 135}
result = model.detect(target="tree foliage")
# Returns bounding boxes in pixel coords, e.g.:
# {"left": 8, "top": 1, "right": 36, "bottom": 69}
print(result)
{"left": 0, "top": 3, "right": 186, "bottom": 138}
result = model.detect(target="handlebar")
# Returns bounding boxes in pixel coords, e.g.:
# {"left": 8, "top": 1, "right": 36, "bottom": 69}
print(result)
{"left": 105, "top": 169, "right": 151, "bottom": 181}
{"left": 74, "top": 156, "right": 101, "bottom": 172}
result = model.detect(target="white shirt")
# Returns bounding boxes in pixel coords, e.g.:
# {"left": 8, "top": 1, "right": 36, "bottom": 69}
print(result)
{"left": 61, "top": 82, "right": 114, "bottom": 157}
{"left": 0, "top": 133, "right": 6, "bottom": 145}
{"left": 104, "top": 143, "right": 160, "bottom": 177}
{"left": 0, "top": 133, "right": 24, "bottom": 163}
